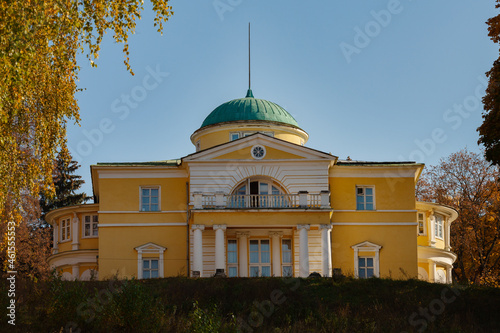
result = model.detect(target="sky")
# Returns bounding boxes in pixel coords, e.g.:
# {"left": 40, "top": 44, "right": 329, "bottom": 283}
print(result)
{"left": 68, "top": 0, "right": 499, "bottom": 198}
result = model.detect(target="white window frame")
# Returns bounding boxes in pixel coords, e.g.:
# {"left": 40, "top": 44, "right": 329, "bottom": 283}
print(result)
{"left": 417, "top": 212, "right": 426, "bottom": 236}
{"left": 82, "top": 214, "right": 99, "bottom": 238}
{"left": 227, "top": 239, "right": 238, "bottom": 277}
{"left": 281, "top": 239, "right": 293, "bottom": 277}
{"left": 249, "top": 239, "right": 272, "bottom": 277}
{"left": 356, "top": 186, "right": 375, "bottom": 210}
{"left": 142, "top": 258, "right": 160, "bottom": 279}
{"left": 434, "top": 214, "right": 444, "bottom": 240}
{"left": 60, "top": 217, "right": 71, "bottom": 242}
{"left": 358, "top": 256, "right": 375, "bottom": 279}
{"left": 140, "top": 186, "right": 161, "bottom": 212}
{"left": 351, "top": 241, "right": 382, "bottom": 278}
{"left": 135, "top": 242, "right": 166, "bottom": 279}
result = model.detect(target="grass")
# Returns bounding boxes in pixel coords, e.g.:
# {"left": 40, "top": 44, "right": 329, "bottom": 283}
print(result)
{"left": 2, "top": 276, "right": 500, "bottom": 332}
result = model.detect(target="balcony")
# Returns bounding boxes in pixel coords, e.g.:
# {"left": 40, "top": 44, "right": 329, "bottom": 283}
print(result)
{"left": 192, "top": 191, "right": 331, "bottom": 210}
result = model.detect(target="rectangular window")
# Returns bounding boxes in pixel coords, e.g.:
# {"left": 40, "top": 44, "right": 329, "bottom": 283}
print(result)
{"left": 230, "top": 133, "right": 240, "bottom": 141}
{"left": 249, "top": 239, "right": 271, "bottom": 277}
{"left": 418, "top": 212, "right": 425, "bottom": 235}
{"left": 356, "top": 186, "right": 374, "bottom": 210}
{"left": 282, "top": 239, "right": 293, "bottom": 277}
{"left": 358, "top": 257, "right": 374, "bottom": 279}
{"left": 143, "top": 259, "right": 159, "bottom": 279}
{"left": 435, "top": 215, "right": 444, "bottom": 239}
{"left": 61, "top": 218, "right": 71, "bottom": 242}
{"left": 141, "top": 187, "right": 159, "bottom": 212}
{"left": 83, "top": 215, "right": 99, "bottom": 237}
{"left": 227, "top": 239, "right": 238, "bottom": 277}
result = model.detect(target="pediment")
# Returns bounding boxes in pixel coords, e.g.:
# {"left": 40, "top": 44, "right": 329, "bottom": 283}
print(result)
{"left": 351, "top": 241, "right": 382, "bottom": 251}
{"left": 135, "top": 242, "right": 166, "bottom": 253}
{"left": 183, "top": 133, "right": 337, "bottom": 162}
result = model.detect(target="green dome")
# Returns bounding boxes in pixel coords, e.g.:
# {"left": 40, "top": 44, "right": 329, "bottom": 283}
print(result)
{"left": 200, "top": 89, "right": 299, "bottom": 129}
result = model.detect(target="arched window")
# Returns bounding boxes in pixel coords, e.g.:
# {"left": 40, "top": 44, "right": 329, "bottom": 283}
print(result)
{"left": 229, "top": 178, "right": 288, "bottom": 208}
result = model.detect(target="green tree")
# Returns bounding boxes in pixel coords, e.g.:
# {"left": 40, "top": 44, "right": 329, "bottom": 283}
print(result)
{"left": 478, "top": 0, "right": 500, "bottom": 166}
{"left": 0, "top": 1, "right": 173, "bottom": 248}
{"left": 417, "top": 149, "right": 500, "bottom": 286}
{"left": 40, "top": 147, "right": 90, "bottom": 224}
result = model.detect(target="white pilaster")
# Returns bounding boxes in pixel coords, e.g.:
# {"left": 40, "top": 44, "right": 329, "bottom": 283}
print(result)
{"left": 72, "top": 264, "right": 80, "bottom": 280}
{"left": 320, "top": 224, "right": 332, "bottom": 277}
{"left": 297, "top": 224, "right": 310, "bottom": 277}
{"left": 192, "top": 225, "right": 205, "bottom": 277}
{"left": 429, "top": 211, "right": 436, "bottom": 247}
{"left": 237, "top": 232, "right": 249, "bottom": 277}
{"left": 213, "top": 224, "right": 227, "bottom": 274}
{"left": 445, "top": 218, "right": 451, "bottom": 251}
{"left": 270, "top": 232, "right": 283, "bottom": 277}
{"left": 52, "top": 222, "right": 58, "bottom": 254}
{"left": 72, "top": 213, "right": 79, "bottom": 250}
{"left": 137, "top": 250, "right": 143, "bottom": 279}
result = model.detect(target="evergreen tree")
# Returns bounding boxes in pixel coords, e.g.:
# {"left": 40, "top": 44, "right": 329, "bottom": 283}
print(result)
{"left": 40, "top": 147, "right": 90, "bottom": 223}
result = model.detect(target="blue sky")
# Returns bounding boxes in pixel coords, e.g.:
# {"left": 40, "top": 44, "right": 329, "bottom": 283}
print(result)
{"left": 68, "top": 0, "right": 498, "bottom": 197}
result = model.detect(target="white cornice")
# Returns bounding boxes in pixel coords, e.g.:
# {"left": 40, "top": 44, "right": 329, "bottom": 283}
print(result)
{"left": 332, "top": 222, "right": 417, "bottom": 226}
{"left": 98, "top": 223, "right": 187, "bottom": 227}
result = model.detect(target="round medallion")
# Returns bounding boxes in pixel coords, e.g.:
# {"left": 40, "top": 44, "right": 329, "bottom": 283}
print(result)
{"left": 251, "top": 145, "right": 266, "bottom": 159}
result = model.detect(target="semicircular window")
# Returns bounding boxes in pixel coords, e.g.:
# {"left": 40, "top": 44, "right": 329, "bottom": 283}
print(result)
{"left": 229, "top": 178, "right": 291, "bottom": 208}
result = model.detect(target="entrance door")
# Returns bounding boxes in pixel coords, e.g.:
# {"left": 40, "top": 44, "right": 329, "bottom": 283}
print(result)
{"left": 249, "top": 239, "right": 271, "bottom": 276}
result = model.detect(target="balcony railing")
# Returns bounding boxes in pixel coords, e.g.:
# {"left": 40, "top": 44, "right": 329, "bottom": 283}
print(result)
{"left": 192, "top": 191, "right": 330, "bottom": 210}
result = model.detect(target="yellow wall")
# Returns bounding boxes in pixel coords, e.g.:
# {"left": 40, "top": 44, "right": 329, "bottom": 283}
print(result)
{"left": 331, "top": 225, "right": 418, "bottom": 279}
{"left": 98, "top": 226, "right": 187, "bottom": 279}
{"left": 99, "top": 177, "right": 188, "bottom": 212}
{"left": 329, "top": 177, "right": 416, "bottom": 211}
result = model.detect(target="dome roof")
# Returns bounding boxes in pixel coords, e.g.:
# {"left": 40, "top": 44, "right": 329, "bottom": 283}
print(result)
{"left": 200, "top": 89, "right": 299, "bottom": 129}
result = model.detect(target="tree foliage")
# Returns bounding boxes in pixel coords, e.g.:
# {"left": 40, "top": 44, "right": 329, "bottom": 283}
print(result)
{"left": 39, "top": 147, "right": 90, "bottom": 223}
{"left": 478, "top": 0, "right": 500, "bottom": 166}
{"left": 0, "top": 1, "right": 172, "bottom": 234}
{"left": 417, "top": 149, "right": 500, "bottom": 286}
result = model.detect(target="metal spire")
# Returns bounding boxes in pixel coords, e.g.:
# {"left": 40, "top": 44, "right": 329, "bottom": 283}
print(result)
{"left": 246, "top": 22, "right": 254, "bottom": 98}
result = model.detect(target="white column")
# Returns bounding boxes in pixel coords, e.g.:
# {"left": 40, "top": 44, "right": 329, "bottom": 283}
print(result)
{"left": 237, "top": 232, "right": 249, "bottom": 277}
{"left": 446, "top": 266, "right": 453, "bottom": 284}
{"left": 52, "top": 222, "right": 59, "bottom": 254}
{"left": 428, "top": 260, "right": 436, "bottom": 282}
{"left": 297, "top": 224, "right": 310, "bottom": 277}
{"left": 320, "top": 224, "right": 332, "bottom": 277}
{"left": 72, "top": 213, "right": 79, "bottom": 250}
{"left": 72, "top": 264, "right": 80, "bottom": 280}
{"left": 213, "top": 224, "right": 227, "bottom": 275}
{"left": 270, "top": 232, "right": 283, "bottom": 277}
{"left": 192, "top": 225, "right": 205, "bottom": 277}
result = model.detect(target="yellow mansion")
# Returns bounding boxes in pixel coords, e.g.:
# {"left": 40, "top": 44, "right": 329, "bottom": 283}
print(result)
{"left": 47, "top": 88, "right": 457, "bottom": 283}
